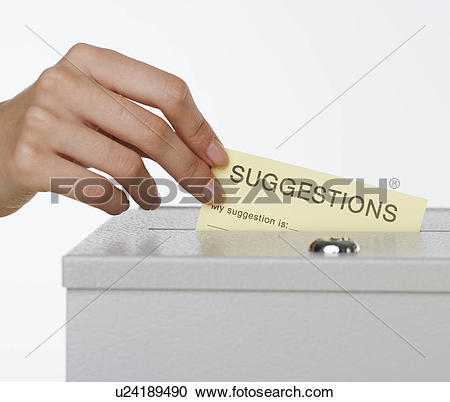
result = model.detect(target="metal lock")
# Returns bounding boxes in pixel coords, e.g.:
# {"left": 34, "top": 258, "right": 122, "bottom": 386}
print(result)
{"left": 309, "top": 237, "right": 360, "bottom": 255}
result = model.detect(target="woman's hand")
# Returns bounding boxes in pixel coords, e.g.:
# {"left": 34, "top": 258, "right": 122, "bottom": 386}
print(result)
{"left": 0, "top": 43, "right": 227, "bottom": 217}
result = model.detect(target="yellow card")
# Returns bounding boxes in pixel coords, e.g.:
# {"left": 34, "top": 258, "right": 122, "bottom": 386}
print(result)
{"left": 196, "top": 149, "right": 427, "bottom": 232}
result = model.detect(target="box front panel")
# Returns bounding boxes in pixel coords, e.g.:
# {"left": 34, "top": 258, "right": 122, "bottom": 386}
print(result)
{"left": 67, "top": 289, "right": 449, "bottom": 381}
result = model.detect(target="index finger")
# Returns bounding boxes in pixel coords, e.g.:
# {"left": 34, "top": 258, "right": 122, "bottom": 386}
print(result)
{"left": 60, "top": 43, "right": 229, "bottom": 168}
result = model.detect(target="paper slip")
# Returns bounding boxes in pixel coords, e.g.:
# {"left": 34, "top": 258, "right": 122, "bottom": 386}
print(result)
{"left": 196, "top": 149, "right": 427, "bottom": 232}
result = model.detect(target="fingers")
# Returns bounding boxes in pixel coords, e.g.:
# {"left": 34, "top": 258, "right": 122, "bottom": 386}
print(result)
{"left": 63, "top": 76, "right": 224, "bottom": 204}
{"left": 48, "top": 117, "right": 161, "bottom": 210}
{"left": 45, "top": 156, "right": 130, "bottom": 215}
{"left": 59, "top": 43, "right": 229, "bottom": 168}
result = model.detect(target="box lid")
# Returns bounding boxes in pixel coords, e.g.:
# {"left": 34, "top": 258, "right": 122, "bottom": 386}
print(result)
{"left": 63, "top": 207, "right": 450, "bottom": 292}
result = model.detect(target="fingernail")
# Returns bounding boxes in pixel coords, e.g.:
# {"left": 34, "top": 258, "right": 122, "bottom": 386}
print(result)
{"left": 142, "top": 189, "right": 161, "bottom": 211}
{"left": 202, "top": 178, "right": 224, "bottom": 204}
{"left": 149, "top": 194, "right": 161, "bottom": 210}
{"left": 206, "top": 139, "right": 228, "bottom": 167}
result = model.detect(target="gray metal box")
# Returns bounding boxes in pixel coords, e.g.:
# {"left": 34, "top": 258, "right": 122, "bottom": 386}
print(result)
{"left": 64, "top": 207, "right": 450, "bottom": 381}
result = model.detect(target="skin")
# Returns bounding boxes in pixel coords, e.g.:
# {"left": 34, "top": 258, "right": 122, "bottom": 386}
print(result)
{"left": 0, "top": 43, "right": 227, "bottom": 217}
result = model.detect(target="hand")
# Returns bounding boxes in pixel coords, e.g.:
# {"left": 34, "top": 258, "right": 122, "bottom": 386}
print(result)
{"left": 0, "top": 43, "right": 227, "bottom": 217}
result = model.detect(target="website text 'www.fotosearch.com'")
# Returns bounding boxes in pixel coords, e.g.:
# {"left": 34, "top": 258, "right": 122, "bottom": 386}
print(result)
{"left": 195, "top": 385, "right": 333, "bottom": 398}
{"left": 114, "top": 384, "right": 333, "bottom": 399}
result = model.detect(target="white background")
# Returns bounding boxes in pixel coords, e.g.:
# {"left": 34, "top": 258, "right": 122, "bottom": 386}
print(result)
{"left": 2, "top": 382, "right": 450, "bottom": 401}
{"left": 0, "top": 0, "right": 449, "bottom": 381}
